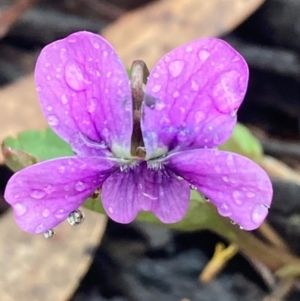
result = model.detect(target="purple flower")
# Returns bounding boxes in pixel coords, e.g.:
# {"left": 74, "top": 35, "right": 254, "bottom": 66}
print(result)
{"left": 4, "top": 31, "right": 272, "bottom": 234}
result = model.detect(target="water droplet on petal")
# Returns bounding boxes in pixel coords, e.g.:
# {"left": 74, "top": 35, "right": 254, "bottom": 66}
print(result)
{"left": 14, "top": 202, "right": 27, "bottom": 216}
{"left": 47, "top": 115, "right": 59, "bottom": 126}
{"left": 191, "top": 80, "right": 199, "bottom": 91}
{"left": 232, "top": 190, "right": 243, "bottom": 206}
{"left": 152, "top": 84, "right": 161, "bottom": 93}
{"left": 168, "top": 60, "right": 185, "bottom": 77}
{"left": 223, "top": 176, "right": 229, "bottom": 182}
{"left": 30, "top": 190, "right": 46, "bottom": 199}
{"left": 42, "top": 208, "right": 50, "bottom": 218}
{"left": 176, "top": 175, "right": 184, "bottom": 180}
{"left": 153, "top": 73, "right": 159, "bottom": 79}
{"left": 34, "top": 223, "right": 46, "bottom": 233}
{"left": 189, "top": 184, "right": 197, "bottom": 190}
{"left": 218, "top": 203, "right": 232, "bottom": 217}
{"left": 65, "top": 60, "right": 88, "bottom": 91}
{"left": 108, "top": 206, "right": 114, "bottom": 214}
{"left": 67, "top": 209, "right": 85, "bottom": 226}
{"left": 87, "top": 98, "right": 97, "bottom": 113}
{"left": 46, "top": 105, "right": 53, "bottom": 111}
{"left": 103, "top": 50, "right": 108, "bottom": 57}
{"left": 173, "top": 91, "right": 180, "bottom": 98}
{"left": 194, "top": 111, "right": 205, "bottom": 123}
{"left": 44, "top": 185, "right": 54, "bottom": 194}
{"left": 75, "top": 181, "right": 85, "bottom": 192}
{"left": 61, "top": 94, "right": 69, "bottom": 105}
{"left": 186, "top": 45, "right": 193, "bottom": 52}
{"left": 247, "top": 192, "right": 255, "bottom": 198}
{"left": 106, "top": 71, "right": 112, "bottom": 78}
{"left": 54, "top": 209, "right": 65, "bottom": 219}
{"left": 94, "top": 42, "right": 100, "bottom": 49}
{"left": 44, "top": 229, "right": 55, "bottom": 239}
{"left": 251, "top": 204, "right": 268, "bottom": 225}
{"left": 198, "top": 49, "right": 210, "bottom": 60}
{"left": 212, "top": 70, "right": 242, "bottom": 114}
{"left": 36, "top": 86, "right": 41, "bottom": 92}
{"left": 46, "top": 75, "right": 51, "bottom": 81}
{"left": 58, "top": 166, "right": 65, "bottom": 173}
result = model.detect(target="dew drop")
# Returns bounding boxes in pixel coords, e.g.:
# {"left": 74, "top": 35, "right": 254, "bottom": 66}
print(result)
{"left": 65, "top": 60, "right": 88, "bottom": 91}
{"left": 198, "top": 49, "right": 210, "bottom": 60}
{"left": 222, "top": 176, "right": 229, "bottom": 182}
{"left": 152, "top": 84, "right": 161, "bottom": 93}
{"left": 247, "top": 192, "right": 255, "bottom": 198}
{"left": 103, "top": 50, "right": 108, "bottom": 57}
{"left": 58, "top": 166, "right": 65, "bottom": 174}
{"left": 165, "top": 56, "right": 170, "bottom": 62}
{"left": 218, "top": 203, "right": 232, "bottom": 217}
{"left": 204, "top": 196, "right": 210, "bottom": 202}
{"left": 44, "top": 229, "right": 55, "bottom": 239}
{"left": 30, "top": 190, "right": 46, "bottom": 199}
{"left": 193, "top": 111, "right": 205, "bottom": 124}
{"left": 36, "top": 86, "right": 41, "bottom": 92}
{"left": 173, "top": 91, "right": 180, "bottom": 98}
{"left": 108, "top": 206, "right": 114, "bottom": 214}
{"left": 191, "top": 80, "right": 199, "bottom": 91}
{"left": 189, "top": 184, "right": 197, "bottom": 190}
{"left": 106, "top": 71, "right": 112, "bottom": 78}
{"left": 46, "top": 75, "right": 51, "bottom": 81}
{"left": 61, "top": 94, "right": 69, "bottom": 105}
{"left": 186, "top": 45, "right": 193, "bottom": 52}
{"left": 176, "top": 175, "right": 184, "bottom": 180}
{"left": 46, "top": 105, "right": 53, "bottom": 111}
{"left": 44, "top": 185, "right": 54, "bottom": 194}
{"left": 168, "top": 60, "right": 185, "bottom": 77}
{"left": 75, "top": 181, "right": 85, "bottom": 192}
{"left": 153, "top": 73, "right": 159, "bottom": 79}
{"left": 42, "top": 208, "right": 50, "bottom": 218}
{"left": 94, "top": 42, "right": 100, "bottom": 49}
{"left": 87, "top": 98, "right": 97, "bottom": 113}
{"left": 14, "top": 202, "right": 27, "bottom": 216}
{"left": 251, "top": 204, "right": 268, "bottom": 225}
{"left": 212, "top": 70, "right": 242, "bottom": 114}
{"left": 67, "top": 209, "right": 85, "bottom": 226}
{"left": 47, "top": 115, "right": 59, "bottom": 126}
{"left": 54, "top": 208, "right": 65, "bottom": 219}
{"left": 232, "top": 190, "right": 243, "bottom": 206}
{"left": 34, "top": 223, "right": 46, "bottom": 233}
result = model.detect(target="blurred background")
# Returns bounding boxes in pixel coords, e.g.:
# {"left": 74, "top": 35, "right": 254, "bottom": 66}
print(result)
{"left": 1, "top": 0, "right": 300, "bottom": 300}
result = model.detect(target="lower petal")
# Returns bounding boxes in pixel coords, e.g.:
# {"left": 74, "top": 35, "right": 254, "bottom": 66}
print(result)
{"left": 166, "top": 149, "right": 273, "bottom": 230}
{"left": 4, "top": 156, "right": 116, "bottom": 233}
{"left": 101, "top": 162, "right": 190, "bottom": 223}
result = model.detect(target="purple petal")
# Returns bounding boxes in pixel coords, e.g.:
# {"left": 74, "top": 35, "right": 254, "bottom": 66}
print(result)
{"left": 142, "top": 38, "right": 248, "bottom": 159}
{"left": 166, "top": 149, "right": 273, "bottom": 230}
{"left": 101, "top": 162, "right": 190, "bottom": 223}
{"left": 35, "top": 31, "right": 132, "bottom": 157}
{"left": 4, "top": 156, "right": 116, "bottom": 233}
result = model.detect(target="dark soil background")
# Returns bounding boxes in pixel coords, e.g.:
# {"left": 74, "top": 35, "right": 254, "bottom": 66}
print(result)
{"left": 2, "top": 0, "right": 300, "bottom": 300}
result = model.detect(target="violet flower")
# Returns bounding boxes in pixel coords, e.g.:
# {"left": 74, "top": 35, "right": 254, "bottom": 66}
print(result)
{"left": 4, "top": 31, "right": 272, "bottom": 235}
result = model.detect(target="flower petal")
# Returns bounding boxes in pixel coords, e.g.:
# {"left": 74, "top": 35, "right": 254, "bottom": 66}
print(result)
{"left": 35, "top": 31, "right": 132, "bottom": 158}
{"left": 142, "top": 38, "right": 248, "bottom": 159}
{"left": 166, "top": 149, "right": 273, "bottom": 230}
{"left": 101, "top": 162, "right": 190, "bottom": 223}
{"left": 4, "top": 156, "right": 116, "bottom": 233}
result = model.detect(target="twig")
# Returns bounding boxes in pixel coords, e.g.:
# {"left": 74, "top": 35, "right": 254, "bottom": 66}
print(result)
{"left": 0, "top": 0, "right": 39, "bottom": 39}
{"left": 258, "top": 223, "right": 290, "bottom": 251}
{"left": 262, "top": 279, "right": 295, "bottom": 301}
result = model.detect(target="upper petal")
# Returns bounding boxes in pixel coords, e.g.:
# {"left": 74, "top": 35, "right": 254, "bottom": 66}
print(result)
{"left": 166, "top": 149, "right": 273, "bottom": 230}
{"left": 35, "top": 31, "right": 133, "bottom": 158}
{"left": 4, "top": 156, "right": 116, "bottom": 233}
{"left": 141, "top": 38, "right": 248, "bottom": 159}
{"left": 101, "top": 162, "right": 190, "bottom": 223}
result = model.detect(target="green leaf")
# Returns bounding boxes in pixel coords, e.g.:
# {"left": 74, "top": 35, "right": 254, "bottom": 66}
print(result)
{"left": 3, "top": 127, "right": 73, "bottom": 164}
{"left": 219, "top": 123, "right": 263, "bottom": 163}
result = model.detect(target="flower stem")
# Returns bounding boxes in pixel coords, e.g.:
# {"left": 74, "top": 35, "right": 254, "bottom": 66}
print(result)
{"left": 206, "top": 215, "right": 300, "bottom": 274}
